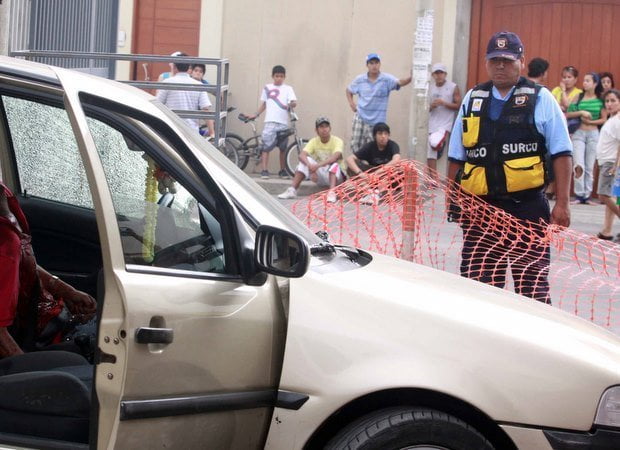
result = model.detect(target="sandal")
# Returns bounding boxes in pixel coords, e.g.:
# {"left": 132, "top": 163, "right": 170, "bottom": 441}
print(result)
{"left": 596, "top": 232, "right": 614, "bottom": 240}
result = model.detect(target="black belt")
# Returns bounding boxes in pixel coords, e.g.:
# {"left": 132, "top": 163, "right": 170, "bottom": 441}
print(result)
{"left": 482, "top": 189, "right": 545, "bottom": 204}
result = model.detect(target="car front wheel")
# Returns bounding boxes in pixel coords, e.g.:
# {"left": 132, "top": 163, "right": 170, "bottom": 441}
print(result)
{"left": 324, "top": 407, "right": 495, "bottom": 450}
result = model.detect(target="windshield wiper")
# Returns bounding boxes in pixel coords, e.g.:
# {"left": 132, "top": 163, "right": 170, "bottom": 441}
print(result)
{"left": 334, "top": 244, "right": 360, "bottom": 261}
{"left": 312, "top": 230, "right": 360, "bottom": 260}
{"left": 310, "top": 242, "right": 336, "bottom": 255}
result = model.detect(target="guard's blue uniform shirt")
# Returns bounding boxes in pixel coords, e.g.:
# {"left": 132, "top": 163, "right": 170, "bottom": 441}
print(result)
{"left": 448, "top": 84, "right": 572, "bottom": 161}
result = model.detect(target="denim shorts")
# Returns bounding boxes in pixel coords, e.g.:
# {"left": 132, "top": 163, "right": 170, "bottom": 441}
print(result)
{"left": 598, "top": 161, "right": 615, "bottom": 196}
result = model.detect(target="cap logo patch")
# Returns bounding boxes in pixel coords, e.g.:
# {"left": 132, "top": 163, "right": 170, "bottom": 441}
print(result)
{"left": 496, "top": 38, "right": 507, "bottom": 49}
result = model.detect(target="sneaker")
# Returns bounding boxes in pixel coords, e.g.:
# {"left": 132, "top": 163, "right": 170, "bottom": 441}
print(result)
{"left": 277, "top": 186, "right": 297, "bottom": 199}
{"left": 326, "top": 192, "right": 337, "bottom": 203}
{"left": 278, "top": 169, "right": 289, "bottom": 178}
{"left": 360, "top": 193, "right": 380, "bottom": 205}
{"left": 260, "top": 170, "right": 270, "bottom": 179}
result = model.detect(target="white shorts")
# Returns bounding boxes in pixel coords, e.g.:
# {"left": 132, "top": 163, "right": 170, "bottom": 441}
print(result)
{"left": 261, "top": 122, "right": 289, "bottom": 152}
{"left": 427, "top": 130, "right": 448, "bottom": 160}
{"left": 296, "top": 157, "right": 344, "bottom": 187}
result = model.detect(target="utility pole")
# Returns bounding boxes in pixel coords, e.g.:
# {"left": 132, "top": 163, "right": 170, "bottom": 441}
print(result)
{"left": 0, "top": 0, "right": 10, "bottom": 56}
{"left": 407, "top": 0, "right": 434, "bottom": 163}
{"left": 403, "top": 0, "right": 434, "bottom": 261}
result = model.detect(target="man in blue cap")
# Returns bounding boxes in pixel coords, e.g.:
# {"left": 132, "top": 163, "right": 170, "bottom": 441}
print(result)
{"left": 346, "top": 53, "right": 411, "bottom": 155}
{"left": 448, "top": 31, "right": 572, "bottom": 304}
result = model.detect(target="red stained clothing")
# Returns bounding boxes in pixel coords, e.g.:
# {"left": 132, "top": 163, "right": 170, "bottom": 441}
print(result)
{"left": 0, "top": 183, "right": 64, "bottom": 336}
{"left": 0, "top": 219, "right": 21, "bottom": 327}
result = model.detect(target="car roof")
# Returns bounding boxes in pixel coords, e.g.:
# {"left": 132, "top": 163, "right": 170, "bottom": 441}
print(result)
{"left": 0, "top": 55, "right": 157, "bottom": 105}
{"left": 0, "top": 55, "right": 60, "bottom": 86}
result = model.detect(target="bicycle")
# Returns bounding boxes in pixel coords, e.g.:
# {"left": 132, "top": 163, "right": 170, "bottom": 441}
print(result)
{"left": 225, "top": 107, "right": 307, "bottom": 175}
{"left": 200, "top": 107, "right": 241, "bottom": 167}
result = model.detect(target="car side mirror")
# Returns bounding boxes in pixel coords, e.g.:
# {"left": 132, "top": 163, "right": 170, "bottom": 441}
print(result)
{"left": 255, "top": 225, "right": 310, "bottom": 278}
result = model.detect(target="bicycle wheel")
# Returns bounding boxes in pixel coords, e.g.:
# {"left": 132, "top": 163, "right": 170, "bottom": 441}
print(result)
{"left": 285, "top": 140, "right": 306, "bottom": 176}
{"left": 218, "top": 138, "right": 239, "bottom": 167}
{"left": 224, "top": 133, "right": 246, "bottom": 169}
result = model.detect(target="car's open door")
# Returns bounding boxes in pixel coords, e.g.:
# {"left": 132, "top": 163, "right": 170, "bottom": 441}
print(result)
{"left": 56, "top": 67, "right": 288, "bottom": 449}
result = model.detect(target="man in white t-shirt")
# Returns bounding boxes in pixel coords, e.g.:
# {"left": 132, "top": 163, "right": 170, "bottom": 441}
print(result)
{"left": 246, "top": 65, "right": 297, "bottom": 179}
{"left": 156, "top": 52, "right": 214, "bottom": 136}
{"left": 595, "top": 92, "right": 620, "bottom": 240}
{"left": 427, "top": 63, "right": 461, "bottom": 182}
{"left": 278, "top": 117, "right": 344, "bottom": 202}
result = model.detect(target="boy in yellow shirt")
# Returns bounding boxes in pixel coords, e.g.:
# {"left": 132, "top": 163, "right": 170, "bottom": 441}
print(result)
{"left": 278, "top": 117, "right": 345, "bottom": 202}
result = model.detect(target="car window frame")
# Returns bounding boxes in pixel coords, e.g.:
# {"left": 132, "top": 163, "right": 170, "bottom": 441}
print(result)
{"left": 0, "top": 76, "right": 247, "bottom": 281}
{"left": 78, "top": 95, "right": 245, "bottom": 279}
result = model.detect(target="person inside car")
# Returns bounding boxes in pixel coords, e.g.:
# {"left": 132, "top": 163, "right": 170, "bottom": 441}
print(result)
{"left": 0, "top": 182, "right": 97, "bottom": 358}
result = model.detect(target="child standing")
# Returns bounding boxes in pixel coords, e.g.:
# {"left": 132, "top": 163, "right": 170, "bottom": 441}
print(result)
{"left": 247, "top": 65, "right": 297, "bottom": 179}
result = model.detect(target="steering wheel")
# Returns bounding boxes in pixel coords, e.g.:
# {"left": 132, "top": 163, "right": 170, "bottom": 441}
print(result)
{"left": 152, "top": 234, "right": 214, "bottom": 268}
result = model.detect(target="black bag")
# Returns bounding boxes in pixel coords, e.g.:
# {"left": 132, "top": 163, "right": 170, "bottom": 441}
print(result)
{"left": 567, "top": 92, "right": 586, "bottom": 134}
{"left": 567, "top": 117, "right": 581, "bottom": 134}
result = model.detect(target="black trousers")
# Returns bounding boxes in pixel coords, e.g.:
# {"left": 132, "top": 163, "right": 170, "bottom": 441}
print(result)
{"left": 460, "top": 193, "right": 551, "bottom": 304}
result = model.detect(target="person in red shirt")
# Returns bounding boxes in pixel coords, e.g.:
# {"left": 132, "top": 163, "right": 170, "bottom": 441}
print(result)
{"left": 0, "top": 182, "right": 96, "bottom": 357}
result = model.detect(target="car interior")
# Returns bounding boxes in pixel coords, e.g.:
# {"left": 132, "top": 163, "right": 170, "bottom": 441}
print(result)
{"left": 0, "top": 188, "right": 102, "bottom": 446}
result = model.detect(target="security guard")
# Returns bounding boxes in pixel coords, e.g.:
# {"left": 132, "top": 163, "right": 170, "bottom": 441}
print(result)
{"left": 448, "top": 31, "right": 572, "bottom": 304}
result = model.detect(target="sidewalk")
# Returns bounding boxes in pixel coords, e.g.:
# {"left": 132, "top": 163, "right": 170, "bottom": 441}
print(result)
{"left": 249, "top": 172, "right": 325, "bottom": 196}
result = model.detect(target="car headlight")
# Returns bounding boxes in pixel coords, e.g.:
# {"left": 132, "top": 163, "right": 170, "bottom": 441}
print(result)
{"left": 595, "top": 386, "right": 620, "bottom": 427}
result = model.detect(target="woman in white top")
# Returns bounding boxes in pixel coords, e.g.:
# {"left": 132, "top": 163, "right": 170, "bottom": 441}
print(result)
{"left": 595, "top": 89, "right": 620, "bottom": 240}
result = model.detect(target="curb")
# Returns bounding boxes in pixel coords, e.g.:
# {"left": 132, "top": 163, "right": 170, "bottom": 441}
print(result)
{"left": 248, "top": 173, "right": 325, "bottom": 196}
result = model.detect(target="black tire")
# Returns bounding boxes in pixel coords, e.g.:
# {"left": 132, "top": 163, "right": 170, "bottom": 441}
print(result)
{"left": 225, "top": 133, "right": 247, "bottom": 169}
{"left": 325, "top": 407, "right": 494, "bottom": 450}
{"left": 285, "top": 140, "right": 304, "bottom": 177}
{"left": 218, "top": 137, "right": 239, "bottom": 167}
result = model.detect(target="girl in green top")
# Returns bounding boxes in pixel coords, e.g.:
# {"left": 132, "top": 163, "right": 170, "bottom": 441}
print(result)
{"left": 566, "top": 73, "right": 608, "bottom": 204}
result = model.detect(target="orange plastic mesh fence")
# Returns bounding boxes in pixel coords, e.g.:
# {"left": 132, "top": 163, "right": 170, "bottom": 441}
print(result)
{"left": 290, "top": 160, "right": 620, "bottom": 332}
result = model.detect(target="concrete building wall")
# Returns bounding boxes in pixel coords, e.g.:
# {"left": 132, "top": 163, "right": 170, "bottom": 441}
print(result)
{"left": 221, "top": 0, "right": 416, "bottom": 172}
{"left": 220, "top": 0, "right": 466, "bottom": 173}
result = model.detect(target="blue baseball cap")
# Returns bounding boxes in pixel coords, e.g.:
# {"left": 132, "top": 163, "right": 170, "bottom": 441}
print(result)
{"left": 486, "top": 31, "right": 524, "bottom": 60}
{"left": 366, "top": 53, "right": 381, "bottom": 63}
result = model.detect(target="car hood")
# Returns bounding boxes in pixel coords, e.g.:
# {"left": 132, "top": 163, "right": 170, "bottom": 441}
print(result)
{"left": 278, "top": 251, "right": 620, "bottom": 431}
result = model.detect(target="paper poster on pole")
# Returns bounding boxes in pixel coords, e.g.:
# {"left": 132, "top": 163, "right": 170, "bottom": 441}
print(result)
{"left": 412, "top": 9, "right": 433, "bottom": 92}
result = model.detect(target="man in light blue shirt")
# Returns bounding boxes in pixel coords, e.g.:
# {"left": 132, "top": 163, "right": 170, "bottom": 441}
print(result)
{"left": 447, "top": 31, "right": 572, "bottom": 304}
{"left": 346, "top": 53, "right": 411, "bottom": 154}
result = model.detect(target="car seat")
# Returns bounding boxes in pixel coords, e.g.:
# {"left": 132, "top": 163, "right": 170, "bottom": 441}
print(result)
{"left": 0, "top": 349, "right": 92, "bottom": 443}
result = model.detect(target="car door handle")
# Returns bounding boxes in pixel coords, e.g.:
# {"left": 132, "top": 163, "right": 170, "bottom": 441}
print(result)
{"left": 135, "top": 327, "right": 174, "bottom": 344}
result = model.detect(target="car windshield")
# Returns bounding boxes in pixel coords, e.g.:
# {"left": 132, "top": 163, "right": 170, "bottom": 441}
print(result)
{"left": 150, "top": 99, "right": 323, "bottom": 245}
